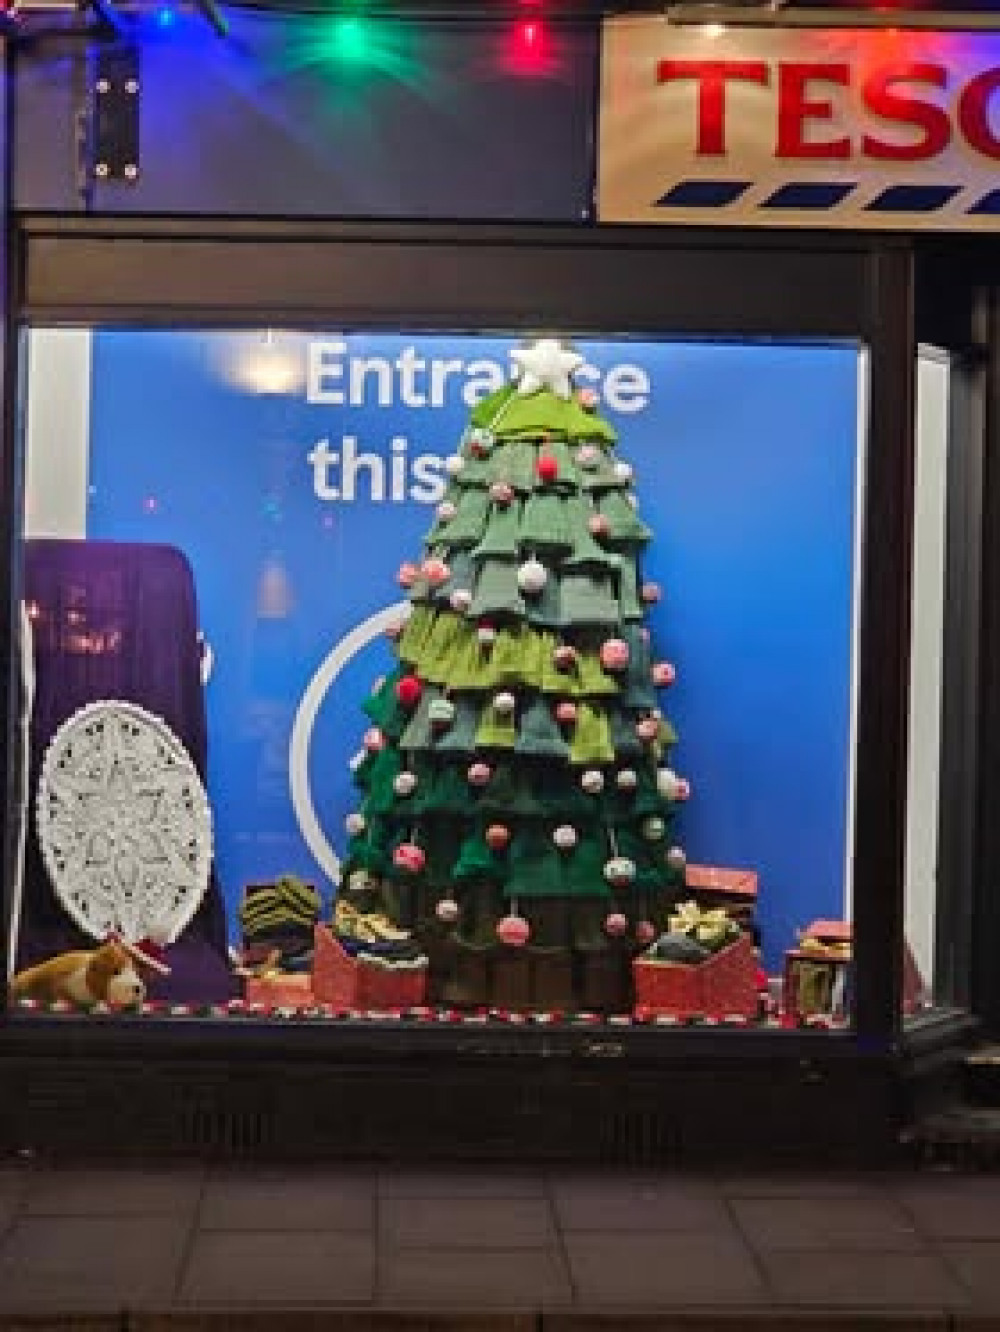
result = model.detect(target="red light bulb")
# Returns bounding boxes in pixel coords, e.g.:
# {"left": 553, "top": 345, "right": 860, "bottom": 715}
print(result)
{"left": 508, "top": 17, "right": 549, "bottom": 73}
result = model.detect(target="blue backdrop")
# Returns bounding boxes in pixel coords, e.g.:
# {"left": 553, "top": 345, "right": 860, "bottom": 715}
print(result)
{"left": 87, "top": 331, "right": 860, "bottom": 966}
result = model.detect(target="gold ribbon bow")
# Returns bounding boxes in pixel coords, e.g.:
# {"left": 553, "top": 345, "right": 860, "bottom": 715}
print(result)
{"left": 668, "top": 900, "right": 734, "bottom": 943}
{"left": 798, "top": 936, "right": 852, "bottom": 959}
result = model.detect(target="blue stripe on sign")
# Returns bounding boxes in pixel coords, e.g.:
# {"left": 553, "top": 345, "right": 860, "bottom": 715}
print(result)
{"left": 655, "top": 180, "right": 750, "bottom": 208}
{"left": 761, "top": 182, "right": 856, "bottom": 209}
{"left": 968, "top": 189, "right": 1000, "bottom": 215}
{"left": 867, "top": 185, "right": 961, "bottom": 212}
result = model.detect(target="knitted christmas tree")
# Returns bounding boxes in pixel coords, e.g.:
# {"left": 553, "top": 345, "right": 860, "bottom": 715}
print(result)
{"left": 338, "top": 338, "right": 690, "bottom": 1013}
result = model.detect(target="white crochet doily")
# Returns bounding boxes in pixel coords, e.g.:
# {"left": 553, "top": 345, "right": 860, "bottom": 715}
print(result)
{"left": 36, "top": 700, "right": 213, "bottom": 944}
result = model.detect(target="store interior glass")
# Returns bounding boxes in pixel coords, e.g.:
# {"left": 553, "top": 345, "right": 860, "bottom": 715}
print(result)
{"left": 5, "top": 324, "right": 928, "bottom": 1031}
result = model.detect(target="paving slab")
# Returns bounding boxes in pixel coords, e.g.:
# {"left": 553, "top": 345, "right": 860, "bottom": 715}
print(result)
{"left": 730, "top": 1196, "right": 926, "bottom": 1252}
{"left": 758, "top": 1248, "right": 967, "bottom": 1307}
{"left": 177, "top": 1230, "right": 375, "bottom": 1306}
{"left": 22, "top": 1166, "right": 204, "bottom": 1218}
{"left": 380, "top": 1197, "right": 556, "bottom": 1250}
{"left": 550, "top": 1175, "right": 730, "bottom": 1233}
{"left": 378, "top": 1247, "right": 572, "bottom": 1308}
{"left": 561, "top": 1231, "right": 766, "bottom": 1306}
{"left": 717, "top": 1175, "right": 891, "bottom": 1200}
{"left": 0, "top": 1215, "right": 189, "bottom": 1313}
{"left": 895, "top": 1179, "right": 1000, "bottom": 1240}
{"left": 939, "top": 1241, "right": 1000, "bottom": 1305}
{"left": 377, "top": 1171, "right": 545, "bottom": 1200}
{"left": 200, "top": 1168, "right": 373, "bottom": 1231}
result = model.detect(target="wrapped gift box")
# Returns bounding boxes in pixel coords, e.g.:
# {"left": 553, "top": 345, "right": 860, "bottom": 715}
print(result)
{"left": 312, "top": 924, "right": 428, "bottom": 1010}
{"left": 783, "top": 920, "right": 851, "bottom": 1018}
{"left": 239, "top": 879, "right": 319, "bottom": 966}
{"left": 633, "top": 931, "right": 757, "bottom": 1019}
{"left": 244, "top": 972, "right": 314, "bottom": 1009}
{"left": 685, "top": 864, "right": 758, "bottom": 932}
{"left": 783, "top": 919, "right": 925, "bottom": 1018}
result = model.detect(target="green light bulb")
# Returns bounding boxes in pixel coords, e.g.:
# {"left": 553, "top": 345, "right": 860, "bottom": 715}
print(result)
{"left": 329, "top": 16, "right": 368, "bottom": 62}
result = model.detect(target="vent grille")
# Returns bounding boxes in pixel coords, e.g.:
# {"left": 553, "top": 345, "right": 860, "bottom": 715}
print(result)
{"left": 181, "top": 1104, "right": 274, "bottom": 1157}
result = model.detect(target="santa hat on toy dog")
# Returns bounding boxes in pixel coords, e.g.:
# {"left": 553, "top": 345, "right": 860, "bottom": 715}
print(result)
{"left": 110, "top": 932, "right": 172, "bottom": 977}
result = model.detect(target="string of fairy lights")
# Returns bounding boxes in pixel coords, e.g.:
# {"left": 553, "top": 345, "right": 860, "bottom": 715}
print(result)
{"left": 5, "top": 0, "right": 997, "bottom": 53}
{"left": 0, "top": 0, "right": 597, "bottom": 55}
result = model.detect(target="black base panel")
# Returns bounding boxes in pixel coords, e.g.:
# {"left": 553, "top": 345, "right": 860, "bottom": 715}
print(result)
{"left": 0, "top": 1048, "right": 927, "bottom": 1169}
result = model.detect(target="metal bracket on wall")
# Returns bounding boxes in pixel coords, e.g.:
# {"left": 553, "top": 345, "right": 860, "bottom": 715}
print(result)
{"left": 92, "top": 44, "right": 140, "bottom": 183}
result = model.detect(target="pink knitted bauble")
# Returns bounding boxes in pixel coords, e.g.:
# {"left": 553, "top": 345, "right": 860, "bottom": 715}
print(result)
{"left": 635, "top": 920, "right": 657, "bottom": 946}
{"left": 600, "top": 639, "right": 630, "bottom": 671}
{"left": 496, "top": 914, "right": 531, "bottom": 947}
{"left": 421, "top": 557, "right": 450, "bottom": 586}
{"left": 485, "top": 823, "right": 511, "bottom": 851}
{"left": 393, "top": 843, "right": 425, "bottom": 874}
{"left": 604, "top": 912, "right": 629, "bottom": 938}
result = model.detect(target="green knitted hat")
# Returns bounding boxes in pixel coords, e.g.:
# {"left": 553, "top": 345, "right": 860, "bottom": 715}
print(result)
{"left": 475, "top": 695, "right": 518, "bottom": 750}
{"left": 398, "top": 684, "right": 445, "bottom": 751}
{"left": 519, "top": 491, "right": 572, "bottom": 554}
{"left": 597, "top": 488, "right": 653, "bottom": 545}
{"left": 453, "top": 833, "right": 502, "bottom": 882}
{"left": 430, "top": 693, "right": 482, "bottom": 756}
{"left": 470, "top": 500, "right": 523, "bottom": 559}
{"left": 569, "top": 702, "right": 615, "bottom": 765}
{"left": 432, "top": 486, "right": 491, "bottom": 546}
{"left": 516, "top": 695, "right": 571, "bottom": 761}
{"left": 560, "top": 572, "right": 620, "bottom": 627}
{"left": 505, "top": 827, "right": 566, "bottom": 899}
{"left": 469, "top": 558, "right": 525, "bottom": 619}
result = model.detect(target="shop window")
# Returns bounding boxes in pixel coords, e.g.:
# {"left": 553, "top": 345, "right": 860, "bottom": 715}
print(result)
{"left": 6, "top": 326, "right": 881, "bottom": 1031}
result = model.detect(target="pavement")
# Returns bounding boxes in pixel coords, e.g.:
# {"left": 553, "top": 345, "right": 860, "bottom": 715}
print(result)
{"left": 2, "top": 1159, "right": 1000, "bottom": 1329}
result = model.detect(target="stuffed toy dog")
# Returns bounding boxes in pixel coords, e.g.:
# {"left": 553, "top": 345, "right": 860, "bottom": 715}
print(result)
{"left": 9, "top": 939, "right": 147, "bottom": 1006}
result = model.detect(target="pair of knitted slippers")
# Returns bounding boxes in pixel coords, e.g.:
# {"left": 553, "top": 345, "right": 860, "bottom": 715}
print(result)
{"left": 333, "top": 898, "right": 424, "bottom": 963}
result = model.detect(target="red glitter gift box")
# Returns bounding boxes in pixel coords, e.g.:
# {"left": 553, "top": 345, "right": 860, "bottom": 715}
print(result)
{"left": 633, "top": 931, "right": 758, "bottom": 1019}
{"left": 243, "top": 972, "right": 314, "bottom": 1009}
{"left": 312, "top": 924, "right": 428, "bottom": 1010}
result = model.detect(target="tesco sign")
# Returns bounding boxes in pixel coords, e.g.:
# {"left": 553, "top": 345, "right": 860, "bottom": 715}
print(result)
{"left": 599, "top": 21, "right": 1000, "bottom": 230}
{"left": 657, "top": 59, "right": 1000, "bottom": 161}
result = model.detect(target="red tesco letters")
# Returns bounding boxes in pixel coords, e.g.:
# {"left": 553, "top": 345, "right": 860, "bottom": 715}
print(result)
{"left": 655, "top": 57, "right": 1000, "bottom": 161}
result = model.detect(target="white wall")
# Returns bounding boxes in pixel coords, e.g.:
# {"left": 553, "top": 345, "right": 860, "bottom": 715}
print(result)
{"left": 842, "top": 351, "right": 869, "bottom": 927}
{"left": 23, "top": 328, "right": 91, "bottom": 538}
{"left": 904, "top": 347, "right": 951, "bottom": 989}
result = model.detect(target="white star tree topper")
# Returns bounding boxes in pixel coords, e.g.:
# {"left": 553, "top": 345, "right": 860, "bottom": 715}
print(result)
{"left": 511, "top": 338, "right": 584, "bottom": 400}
